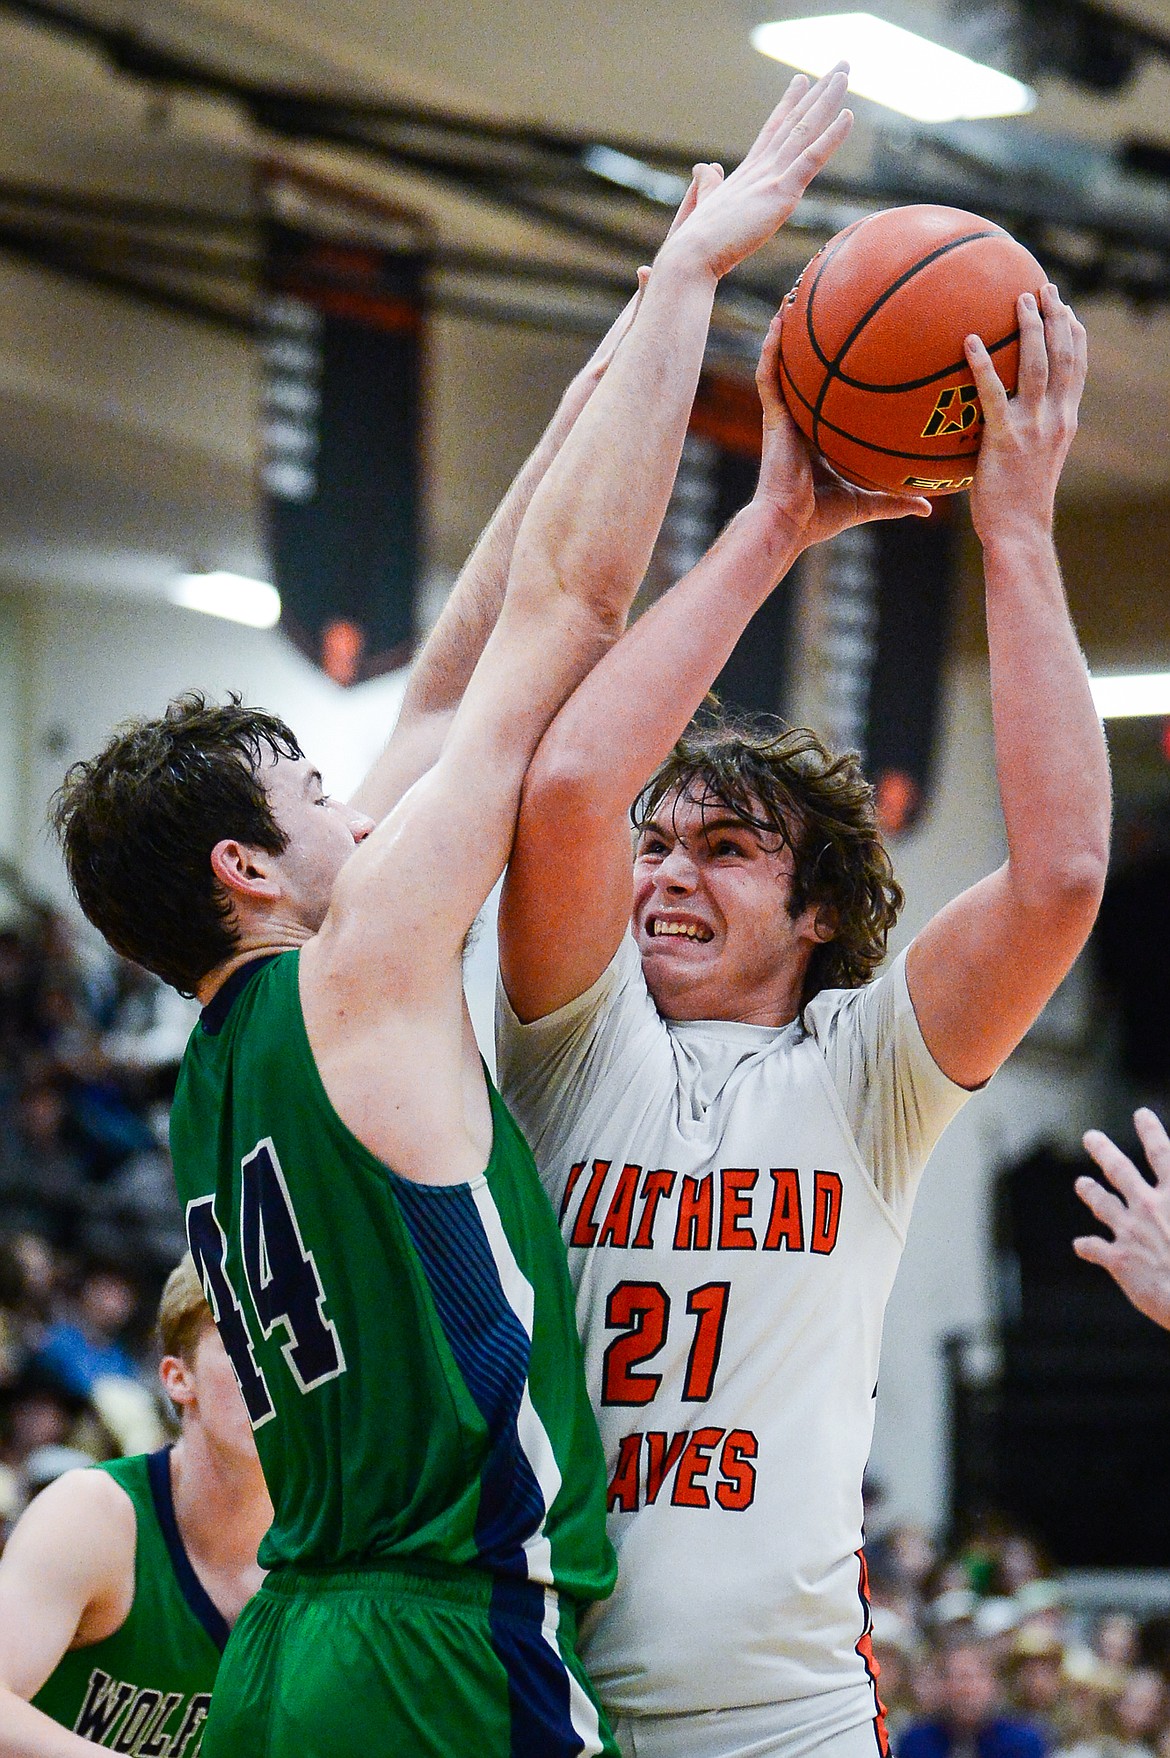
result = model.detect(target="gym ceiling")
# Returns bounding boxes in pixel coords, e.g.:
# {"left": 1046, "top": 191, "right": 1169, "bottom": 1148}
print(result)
{"left": 1, "top": 0, "right": 1168, "bottom": 602}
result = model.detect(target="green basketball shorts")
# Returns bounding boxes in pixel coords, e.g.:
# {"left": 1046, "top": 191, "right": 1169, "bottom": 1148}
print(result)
{"left": 203, "top": 1557, "right": 618, "bottom": 1758}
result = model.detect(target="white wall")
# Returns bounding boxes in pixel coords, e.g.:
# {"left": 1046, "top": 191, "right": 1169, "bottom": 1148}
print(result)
{"left": 0, "top": 593, "right": 33, "bottom": 868}
{"left": 8, "top": 586, "right": 407, "bottom": 906}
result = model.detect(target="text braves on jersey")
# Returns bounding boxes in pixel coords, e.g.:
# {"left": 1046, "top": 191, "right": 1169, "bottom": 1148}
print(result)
{"left": 566, "top": 1158, "right": 845, "bottom": 1514}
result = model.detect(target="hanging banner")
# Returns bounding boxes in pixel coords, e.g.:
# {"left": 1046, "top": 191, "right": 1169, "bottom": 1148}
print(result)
{"left": 260, "top": 209, "right": 427, "bottom": 684}
{"left": 801, "top": 504, "right": 960, "bottom": 833}
{"left": 647, "top": 369, "right": 802, "bottom": 720}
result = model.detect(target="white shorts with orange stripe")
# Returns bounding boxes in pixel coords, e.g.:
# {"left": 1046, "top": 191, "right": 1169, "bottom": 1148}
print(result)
{"left": 610, "top": 1681, "right": 888, "bottom": 1758}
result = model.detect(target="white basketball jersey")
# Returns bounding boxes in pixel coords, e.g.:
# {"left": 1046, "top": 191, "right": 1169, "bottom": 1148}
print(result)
{"left": 497, "top": 935, "right": 969, "bottom": 1720}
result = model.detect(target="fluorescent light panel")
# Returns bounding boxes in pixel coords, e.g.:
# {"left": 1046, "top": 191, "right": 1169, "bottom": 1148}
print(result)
{"left": 1089, "top": 672, "right": 1170, "bottom": 720}
{"left": 751, "top": 14, "right": 1036, "bottom": 123}
{"left": 170, "top": 571, "right": 281, "bottom": 629}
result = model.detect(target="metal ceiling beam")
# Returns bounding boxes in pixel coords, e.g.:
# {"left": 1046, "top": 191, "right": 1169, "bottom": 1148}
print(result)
{"left": 1, "top": 0, "right": 1169, "bottom": 308}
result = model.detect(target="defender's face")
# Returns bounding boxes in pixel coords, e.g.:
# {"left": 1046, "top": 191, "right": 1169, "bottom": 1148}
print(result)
{"left": 632, "top": 787, "right": 824, "bottom": 1028}
{"left": 187, "top": 1322, "right": 264, "bottom": 1464}
{"left": 261, "top": 755, "right": 373, "bottom": 933}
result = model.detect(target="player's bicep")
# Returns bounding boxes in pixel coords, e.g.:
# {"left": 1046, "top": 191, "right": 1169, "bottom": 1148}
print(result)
{"left": 0, "top": 1477, "right": 126, "bottom": 1697}
{"left": 500, "top": 775, "right": 635, "bottom": 1023}
{"left": 906, "top": 863, "right": 1088, "bottom": 1089}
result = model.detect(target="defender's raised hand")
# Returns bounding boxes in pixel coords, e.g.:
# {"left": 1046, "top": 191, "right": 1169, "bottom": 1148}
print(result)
{"left": 965, "top": 282, "right": 1088, "bottom": 544}
{"left": 657, "top": 66, "right": 853, "bottom": 283}
{"left": 1077, "top": 1110, "right": 1170, "bottom": 1331}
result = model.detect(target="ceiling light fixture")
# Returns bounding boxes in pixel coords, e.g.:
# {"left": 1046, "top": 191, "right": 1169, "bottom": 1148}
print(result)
{"left": 170, "top": 571, "right": 282, "bottom": 629}
{"left": 1089, "top": 671, "right": 1170, "bottom": 720}
{"left": 751, "top": 13, "right": 1036, "bottom": 123}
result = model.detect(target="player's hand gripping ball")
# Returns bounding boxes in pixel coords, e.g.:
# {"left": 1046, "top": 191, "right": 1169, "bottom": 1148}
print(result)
{"left": 777, "top": 204, "right": 1046, "bottom": 495}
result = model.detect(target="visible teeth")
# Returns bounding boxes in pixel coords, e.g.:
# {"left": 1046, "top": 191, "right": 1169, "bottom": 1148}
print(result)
{"left": 653, "top": 921, "right": 709, "bottom": 941}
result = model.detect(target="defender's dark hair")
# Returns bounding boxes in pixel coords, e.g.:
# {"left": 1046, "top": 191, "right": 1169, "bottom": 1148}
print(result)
{"left": 632, "top": 714, "right": 903, "bottom": 1008}
{"left": 51, "top": 693, "right": 302, "bottom": 996}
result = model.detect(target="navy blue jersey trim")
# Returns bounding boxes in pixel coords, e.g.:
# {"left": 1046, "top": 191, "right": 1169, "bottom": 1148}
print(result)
{"left": 392, "top": 1180, "right": 545, "bottom": 1576}
{"left": 146, "top": 1447, "right": 231, "bottom": 1653}
{"left": 489, "top": 1580, "right": 588, "bottom": 1757}
{"left": 199, "top": 954, "right": 281, "bottom": 1037}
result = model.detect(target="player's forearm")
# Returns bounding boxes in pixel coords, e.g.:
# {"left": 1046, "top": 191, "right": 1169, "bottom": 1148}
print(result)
{"left": 396, "top": 277, "right": 650, "bottom": 738}
{"left": 398, "top": 380, "right": 603, "bottom": 727}
{"left": 0, "top": 1687, "right": 108, "bottom": 1758}
{"left": 984, "top": 525, "right": 1110, "bottom": 922}
{"left": 525, "top": 499, "right": 799, "bottom": 813}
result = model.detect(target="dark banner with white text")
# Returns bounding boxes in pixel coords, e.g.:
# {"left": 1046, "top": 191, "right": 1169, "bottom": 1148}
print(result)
{"left": 261, "top": 223, "right": 427, "bottom": 684}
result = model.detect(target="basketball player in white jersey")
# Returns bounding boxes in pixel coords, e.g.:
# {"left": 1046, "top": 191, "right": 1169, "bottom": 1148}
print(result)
{"left": 495, "top": 286, "right": 1110, "bottom": 1758}
{"left": 1077, "top": 1109, "right": 1170, "bottom": 1329}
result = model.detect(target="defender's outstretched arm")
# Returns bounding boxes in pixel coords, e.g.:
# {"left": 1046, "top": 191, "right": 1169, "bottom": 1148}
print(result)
{"left": 348, "top": 269, "right": 653, "bottom": 826}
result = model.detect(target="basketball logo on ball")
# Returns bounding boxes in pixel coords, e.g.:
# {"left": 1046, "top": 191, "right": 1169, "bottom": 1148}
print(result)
{"left": 777, "top": 205, "right": 1046, "bottom": 496}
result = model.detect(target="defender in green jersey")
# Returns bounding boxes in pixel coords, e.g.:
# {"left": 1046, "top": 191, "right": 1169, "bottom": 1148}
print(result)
{"left": 0, "top": 1257, "right": 271, "bottom": 1755}
{"left": 51, "top": 75, "right": 854, "bottom": 1758}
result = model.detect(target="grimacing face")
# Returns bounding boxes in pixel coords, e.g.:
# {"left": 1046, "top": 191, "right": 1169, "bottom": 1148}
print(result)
{"left": 631, "top": 786, "right": 826, "bottom": 1028}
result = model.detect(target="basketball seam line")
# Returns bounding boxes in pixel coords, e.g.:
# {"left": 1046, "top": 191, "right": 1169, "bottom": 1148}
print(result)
{"left": 814, "top": 328, "right": 1019, "bottom": 395}
{"left": 804, "top": 228, "right": 1000, "bottom": 446}
{"left": 778, "top": 350, "right": 984, "bottom": 465}
{"left": 805, "top": 227, "right": 1000, "bottom": 377}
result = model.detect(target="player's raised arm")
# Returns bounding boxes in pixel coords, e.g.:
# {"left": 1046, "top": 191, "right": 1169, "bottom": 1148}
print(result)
{"left": 1075, "top": 1110, "right": 1170, "bottom": 1329}
{"left": 312, "top": 69, "right": 857, "bottom": 996}
{"left": 346, "top": 117, "right": 808, "bottom": 828}
{"left": 500, "top": 311, "right": 929, "bottom": 1022}
{"left": 346, "top": 266, "right": 654, "bottom": 826}
{"left": 0, "top": 1471, "right": 136, "bottom": 1756}
{"left": 904, "top": 283, "right": 1110, "bottom": 1089}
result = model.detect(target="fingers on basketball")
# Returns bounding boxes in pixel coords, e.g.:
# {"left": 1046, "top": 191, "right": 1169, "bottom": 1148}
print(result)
{"left": 756, "top": 314, "right": 785, "bottom": 402}
{"left": 964, "top": 332, "right": 1008, "bottom": 424}
{"left": 1013, "top": 290, "right": 1051, "bottom": 404}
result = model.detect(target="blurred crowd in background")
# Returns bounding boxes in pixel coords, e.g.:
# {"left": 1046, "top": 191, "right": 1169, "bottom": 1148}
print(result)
{"left": 868, "top": 1498, "right": 1170, "bottom": 1758}
{"left": 2, "top": 882, "right": 1170, "bottom": 1758}
{"left": 0, "top": 873, "right": 192, "bottom": 1527}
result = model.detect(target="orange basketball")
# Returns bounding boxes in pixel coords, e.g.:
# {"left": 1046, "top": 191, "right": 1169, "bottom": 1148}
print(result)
{"left": 777, "top": 205, "right": 1046, "bottom": 496}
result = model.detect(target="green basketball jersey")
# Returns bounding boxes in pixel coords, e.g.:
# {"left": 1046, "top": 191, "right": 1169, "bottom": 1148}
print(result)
{"left": 169, "top": 952, "right": 615, "bottom": 1603}
{"left": 31, "top": 1450, "right": 222, "bottom": 1754}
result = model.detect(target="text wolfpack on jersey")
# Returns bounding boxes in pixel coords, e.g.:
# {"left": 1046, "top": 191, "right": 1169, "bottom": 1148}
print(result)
{"left": 73, "top": 1670, "right": 210, "bottom": 1755}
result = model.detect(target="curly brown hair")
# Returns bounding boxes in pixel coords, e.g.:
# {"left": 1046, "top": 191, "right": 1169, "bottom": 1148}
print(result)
{"left": 51, "top": 693, "right": 302, "bottom": 996}
{"left": 632, "top": 714, "right": 904, "bottom": 1008}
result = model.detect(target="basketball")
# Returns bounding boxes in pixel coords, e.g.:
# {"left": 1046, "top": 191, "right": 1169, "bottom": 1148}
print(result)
{"left": 777, "top": 205, "right": 1047, "bottom": 496}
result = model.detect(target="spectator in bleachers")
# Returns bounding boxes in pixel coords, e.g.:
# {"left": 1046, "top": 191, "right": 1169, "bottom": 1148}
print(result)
{"left": 1009, "top": 1626, "right": 1068, "bottom": 1747}
{"left": 31, "top": 1260, "right": 144, "bottom": 1402}
{"left": 0, "top": 1074, "right": 89, "bottom": 1245}
{"left": 899, "top": 1638, "right": 1048, "bottom": 1758}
